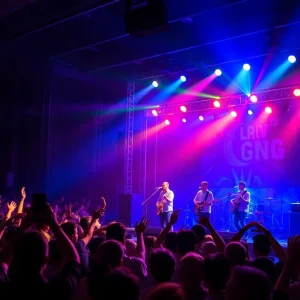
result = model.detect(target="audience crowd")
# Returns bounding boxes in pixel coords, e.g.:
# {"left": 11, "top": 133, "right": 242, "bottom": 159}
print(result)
{"left": 0, "top": 187, "right": 299, "bottom": 299}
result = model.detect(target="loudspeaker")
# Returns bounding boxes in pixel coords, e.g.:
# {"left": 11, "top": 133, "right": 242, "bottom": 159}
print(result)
{"left": 118, "top": 194, "right": 144, "bottom": 227}
{"left": 125, "top": 0, "right": 168, "bottom": 35}
{"left": 288, "top": 212, "right": 300, "bottom": 236}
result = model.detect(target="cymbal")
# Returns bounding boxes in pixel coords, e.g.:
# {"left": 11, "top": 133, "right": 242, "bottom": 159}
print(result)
{"left": 264, "top": 198, "right": 277, "bottom": 200}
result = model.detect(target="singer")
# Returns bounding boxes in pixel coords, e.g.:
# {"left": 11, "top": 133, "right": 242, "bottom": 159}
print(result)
{"left": 193, "top": 181, "right": 214, "bottom": 222}
{"left": 156, "top": 182, "right": 174, "bottom": 230}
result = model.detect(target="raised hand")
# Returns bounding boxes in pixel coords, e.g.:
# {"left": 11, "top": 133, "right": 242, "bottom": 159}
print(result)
{"left": 135, "top": 217, "right": 149, "bottom": 234}
{"left": 66, "top": 204, "right": 73, "bottom": 219}
{"left": 169, "top": 210, "right": 180, "bottom": 225}
{"left": 92, "top": 208, "right": 103, "bottom": 220}
{"left": 7, "top": 201, "right": 17, "bottom": 212}
{"left": 288, "top": 235, "right": 300, "bottom": 263}
{"left": 21, "top": 187, "right": 26, "bottom": 200}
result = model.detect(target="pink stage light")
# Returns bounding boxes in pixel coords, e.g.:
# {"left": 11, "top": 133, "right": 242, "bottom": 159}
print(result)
{"left": 265, "top": 107, "right": 272, "bottom": 114}
{"left": 250, "top": 95, "right": 258, "bottom": 103}
{"left": 293, "top": 88, "right": 300, "bottom": 97}
{"left": 165, "top": 120, "right": 170, "bottom": 125}
{"left": 182, "top": 118, "right": 187, "bottom": 123}
{"left": 199, "top": 116, "right": 204, "bottom": 121}
{"left": 180, "top": 105, "right": 187, "bottom": 112}
{"left": 152, "top": 109, "right": 158, "bottom": 116}
{"left": 231, "top": 111, "right": 237, "bottom": 118}
{"left": 213, "top": 101, "right": 221, "bottom": 108}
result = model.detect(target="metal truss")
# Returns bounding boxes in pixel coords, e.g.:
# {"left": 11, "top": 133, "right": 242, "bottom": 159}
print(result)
{"left": 124, "top": 82, "right": 135, "bottom": 194}
{"left": 146, "top": 86, "right": 299, "bottom": 117}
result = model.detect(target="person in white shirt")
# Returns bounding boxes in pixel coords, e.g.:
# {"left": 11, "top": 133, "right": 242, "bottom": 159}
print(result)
{"left": 231, "top": 181, "right": 251, "bottom": 230}
{"left": 193, "top": 181, "right": 214, "bottom": 221}
{"left": 157, "top": 182, "right": 174, "bottom": 229}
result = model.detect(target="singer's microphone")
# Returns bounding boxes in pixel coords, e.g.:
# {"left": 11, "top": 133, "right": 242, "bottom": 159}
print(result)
{"left": 156, "top": 187, "right": 162, "bottom": 189}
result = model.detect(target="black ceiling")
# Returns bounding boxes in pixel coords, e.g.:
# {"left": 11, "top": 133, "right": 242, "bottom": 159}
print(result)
{"left": 1, "top": 0, "right": 300, "bottom": 80}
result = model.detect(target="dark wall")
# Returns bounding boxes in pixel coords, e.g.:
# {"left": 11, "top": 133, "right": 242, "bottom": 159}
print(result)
{"left": 0, "top": 57, "right": 50, "bottom": 199}
{"left": 47, "top": 71, "right": 127, "bottom": 220}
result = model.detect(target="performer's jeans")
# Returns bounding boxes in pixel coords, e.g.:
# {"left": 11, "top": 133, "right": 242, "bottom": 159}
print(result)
{"left": 194, "top": 212, "right": 210, "bottom": 227}
{"left": 234, "top": 211, "right": 247, "bottom": 231}
{"left": 160, "top": 211, "right": 173, "bottom": 230}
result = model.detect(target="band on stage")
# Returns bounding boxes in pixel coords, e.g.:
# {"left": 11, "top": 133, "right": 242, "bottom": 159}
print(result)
{"left": 156, "top": 180, "right": 251, "bottom": 231}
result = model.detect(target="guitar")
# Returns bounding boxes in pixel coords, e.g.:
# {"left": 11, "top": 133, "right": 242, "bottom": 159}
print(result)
{"left": 194, "top": 194, "right": 234, "bottom": 214}
{"left": 156, "top": 201, "right": 163, "bottom": 215}
{"left": 231, "top": 191, "right": 247, "bottom": 214}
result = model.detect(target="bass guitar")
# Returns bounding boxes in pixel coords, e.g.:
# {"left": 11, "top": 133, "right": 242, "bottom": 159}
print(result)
{"left": 194, "top": 194, "right": 233, "bottom": 214}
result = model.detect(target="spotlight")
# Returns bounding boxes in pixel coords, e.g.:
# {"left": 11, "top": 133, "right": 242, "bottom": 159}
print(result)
{"left": 248, "top": 110, "right": 253, "bottom": 115}
{"left": 182, "top": 118, "right": 187, "bottom": 123}
{"left": 215, "top": 69, "right": 222, "bottom": 76}
{"left": 165, "top": 120, "right": 170, "bottom": 125}
{"left": 180, "top": 76, "right": 187, "bottom": 82}
{"left": 152, "top": 81, "right": 158, "bottom": 87}
{"left": 213, "top": 101, "right": 221, "bottom": 108}
{"left": 180, "top": 105, "right": 187, "bottom": 112}
{"left": 265, "top": 107, "right": 272, "bottom": 114}
{"left": 199, "top": 116, "right": 204, "bottom": 121}
{"left": 231, "top": 111, "right": 237, "bottom": 118}
{"left": 243, "top": 64, "right": 251, "bottom": 71}
{"left": 152, "top": 109, "right": 158, "bottom": 116}
{"left": 293, "top": 88, "right": 300, "bottom": 97}
{"left": 250, "top": 95, "right": 258, "bottom": 103}
{"left": 288, "top": 55, "right": 296, "bottom": 64}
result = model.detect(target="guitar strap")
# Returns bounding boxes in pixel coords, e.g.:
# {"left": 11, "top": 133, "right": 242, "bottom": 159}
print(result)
{"left": 204, "top": 191, "right": 209, "bottom": 203}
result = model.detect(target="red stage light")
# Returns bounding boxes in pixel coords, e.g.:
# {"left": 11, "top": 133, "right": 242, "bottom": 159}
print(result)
{"left": 293, "top": 89, "right": 300, "bottom": 97}
{"left": 165, "top": 120, "right": 170, "bottom": 125}
{"left": 152, "top": 109, "right": 158, "bottom": 116}
{"left": 250, "top": 95, "right": 258, "bottom": 103}
{"left": 231, "top": 111, "right": 237, "bottom": 118}
{"left": 213, "top": 101, "right": 221, "bottom": 108}
{"left": 265, "top": 107, "right": 272, "bottom": 114}
{"left": 180, "top": 105, "right": 187, "bottom": 112}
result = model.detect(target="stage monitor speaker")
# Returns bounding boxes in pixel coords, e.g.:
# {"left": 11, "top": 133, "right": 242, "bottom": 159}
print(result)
{"left": 288, "top": 212, "right": 300, "bottom": 236}
{"left": 125, "top": 0, "right": 168, "bottom": 35}
{"left": 118, "top": 194, "right": 144, "bottom": 227}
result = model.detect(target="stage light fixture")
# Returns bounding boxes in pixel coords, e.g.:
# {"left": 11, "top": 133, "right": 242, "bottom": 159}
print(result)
{"left": 213, "top": 100, "right": 221, "bottom": 108}
{"left": 265, "top": 107, "right": 272, "bottom": 114}
{"left": 288, "top": 55, "right": 296, "bottom": 64}
{"left": 293, "top": 88, "right": 300, "bottom": 97}
{"left": 215, "top": 69, "right": 222, "bottom": 76}
{"left": 152, "top": 109, "right": 158, "bottom": 116}
{"left": 243, "top": 63, "right": 251, "bottom": 71}
{"left": 180, "top": 75, "right": 187, "bottom": 82}
{"left": 231, "top": 111, "right": 237, "bottom": 118}
{"left": 199, "top": 116, "right": 204, "bottom": 121}
{"left": 248, "top": 110, "right": 253, "bottom": 115}
{"left": 165, "top": 120, "right": 170, "bottom": 125}
{"left": 182, "top": 118, "right": 187, "bottom": 123}
{"left": 180, "top": 105, "right": 187, "bottom": 112}
{"left": 250, "top": 95, "right": 258, "bottom": 103}
{"left": 152, "top": 81, "right": 158, "bottom": 87}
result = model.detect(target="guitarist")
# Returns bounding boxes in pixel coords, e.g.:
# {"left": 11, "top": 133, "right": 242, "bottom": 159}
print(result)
{"left": 193, "top": 181, "right": 214, "bottom": 221}
{"left": 157, "top": 182, "right": 174, "bottom": 230}
{"left": 231, "top": 181, "right": 250, "bottom": 230}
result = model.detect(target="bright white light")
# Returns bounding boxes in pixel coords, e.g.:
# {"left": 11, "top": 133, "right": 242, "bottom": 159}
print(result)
{"left": 243, "top": 64, "right": 251, "bottom": 71}
{"left": 152, "top": 81, "right": 158, "bottom": 88}
{"left": 165, "top": 120, "right": 170, "bottom": 125}
{"left": 182, "top": 118, "right": 187, "bottom": 123}
{"left": 265, "top": 107, "right": 272, "bottom": 114}
{"left": 288, "top": 55, "right": 296, "bottom": 64}
{"left": 250, "top": 95, "right": 258, "bottom": 103}
{"left": 180, "top": 76, "right": 187, "bottom": 82}
{"left": 248, "top": 110, "right": 253, "bottom": 115}
{"left": 231, "top": 111, "right": 237, "bottom": 118}
{"left": 199, "top": 116, "right": 204, "bottom": 121}
{"left": 152, "top": 110, "right": 158, "bottom": 116}
{"left": 215, "top": 69, "right": 222, "bottom": 76}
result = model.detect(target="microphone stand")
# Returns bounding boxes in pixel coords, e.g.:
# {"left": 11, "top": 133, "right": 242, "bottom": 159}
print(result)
{"left": 141, "top": 188, "right": 161, "bottom": 219}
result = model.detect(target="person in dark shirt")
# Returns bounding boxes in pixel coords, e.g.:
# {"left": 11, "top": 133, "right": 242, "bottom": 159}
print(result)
{"left": 0, "top": 204, "right": 81, "bottom": 300}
